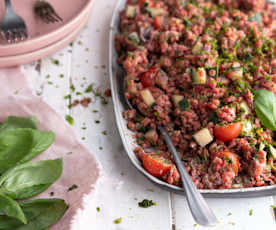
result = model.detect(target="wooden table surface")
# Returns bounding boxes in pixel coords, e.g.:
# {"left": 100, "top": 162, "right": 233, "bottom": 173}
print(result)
{"left": 23, "top": 0, "right": 276, "bottom": 229}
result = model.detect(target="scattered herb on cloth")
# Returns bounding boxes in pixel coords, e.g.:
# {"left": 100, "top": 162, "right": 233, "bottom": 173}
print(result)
{"left": 138, "top": 199, "right": 156, "bottom": 208}
{"left": 0, "top": 116, "right": 68, "bottom": 229}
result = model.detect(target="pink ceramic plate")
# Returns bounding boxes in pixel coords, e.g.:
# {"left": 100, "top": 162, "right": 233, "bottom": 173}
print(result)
{"left": 0, "top": 0, "right": 93, "bottom": 57}
{"left": 0, "top": 12, "right": 89, "bottom": 67}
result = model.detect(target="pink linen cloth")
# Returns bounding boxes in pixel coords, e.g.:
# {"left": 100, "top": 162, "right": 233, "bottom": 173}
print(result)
{"left": 0, "top": 67, "right": 102, "bottom": 230}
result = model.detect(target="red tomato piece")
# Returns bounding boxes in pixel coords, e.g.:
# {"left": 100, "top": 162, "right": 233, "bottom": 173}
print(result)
{"left": 153, "top": 16, "right": 163, "bottom": 30}
{"left": 142, "top": 154, "right": 172, "bottom": 177}
{"left": 140, "top": 66, "right": 159, "bottom": 87}
{"left": 218, "top": 150, "right": 239, "bottom": 175}
{"left": 214, "top": 122, "right": 243, "bottom": 142}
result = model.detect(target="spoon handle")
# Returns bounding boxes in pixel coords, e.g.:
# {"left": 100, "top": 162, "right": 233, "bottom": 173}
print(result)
{"left": 158, "top": 126, "right": 218, "bottom": 226}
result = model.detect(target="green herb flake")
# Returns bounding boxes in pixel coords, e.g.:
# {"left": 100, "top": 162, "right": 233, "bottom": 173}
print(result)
{"left": 95, "top": 120, "right": 100, "bottom": 124}
{"left": 65, "top": 115, "right": 74, "bottom": 126}
{"left": 92, "top": 110, "right": 98, "bottom": 113}
{"left": 85, "top": 84, "right": 93, "bottom": 93}
{"left": 113, "top": 217, "right": 122, "bottom": 224}
{"left": 96, "top": 207, "right": 100, "bottom": 212}
{"left": 51, "top": 59, "right": 60, "bottom": 65}
{"left": 227, "top": 212, "right": 232, "bottom": 216}
{"left": 102, "top": 130, "right": 107, "bottom": 135}
{"left": 99, "top": 146, "right": 103, "bottom": 150}
{"left": 70, "top": 84, "right": 75, "bottom": 92}
{"left": 64, "top": 94, "right": 71, "bottom": 100}
{"left": 178, "top": 98, "right": 190, "bottom": 111}
{"left": 50, "top": 192, "right": 55, "bottom": 196}
{"left": 249, "top": 209, "right": 253, "bottom": 216}
{"left": 68, "top": 184, "right": 78, "bottom": 192}
{"left": 138, "top": 199, "right": 156, "bottom": 208}
{"left": 59, "top": 74, "right": 64, "bottom": 78}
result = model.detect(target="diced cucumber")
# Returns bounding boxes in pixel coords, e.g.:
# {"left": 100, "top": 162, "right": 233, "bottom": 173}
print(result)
{"left": 172, "top": 95, "right": 184, "bottom": 107}
{"left": 268, "top": 145, "right": 276, "bottom": 159}
{"left": 193, "top": 128, "right": 213, "bottom": 147}
{"left": 145, "top": 129, "right": 157, "bottom": 142}
{"left": 192, "top": 41, "right": 203, "bottom": 54}
{"left": 141, "top": 89, "right": 155, "bottom": 107}
{"left": 240, "top": 101, "right": 250, "bottom": 118}
{"left": 128, "top": 32, "right": 140, "bottom": 44}
{"left": 193, "top": 67, "right": 207, "bottom": 84}
{"left": 146, "top": 7, "right": 165, "bottom": 17}
{"left": 126, "top": 5, "right": 136, "bottom": 18}
{"left": 241, "top": 120, "right": 253, "bottom": 136}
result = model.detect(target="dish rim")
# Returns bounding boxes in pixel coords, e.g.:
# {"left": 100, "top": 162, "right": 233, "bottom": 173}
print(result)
{"left": 108, "top": 0, "right": 276, "bottom": 198}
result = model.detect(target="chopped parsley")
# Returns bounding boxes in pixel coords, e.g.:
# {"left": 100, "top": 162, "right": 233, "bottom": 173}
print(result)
{"left": 249, "top": 209, "right": 253, "bottom": 216}
{"left": 113, "top": 217, "right": 122, "bottom": 224}
{"left": 138, "top": 199, "right": 156, "bottom": 208}
{"left": 102, "top": 130, "right": 107, "bottom": 135}
{"left": 96, "top": 207, "right": 100, "bottom": 212}
{"left": 68, "top": 184, "right": 78, "bottom": 191}
{"left": 178, "top": 98, "right": 190, "bottom": 111}
{"left": 65, "top": 115, "right": 74, "bottom": 125}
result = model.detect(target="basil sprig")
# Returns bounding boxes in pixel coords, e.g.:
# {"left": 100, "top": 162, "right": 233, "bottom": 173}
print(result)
{"left": 0, "top": 159, "right": 63, "bottom": 200}
{"left": 0, "top": 116, "right": 68, "bottom": 228}
{"left": 0, "top": 193, "right": 26, "bottom": 224}
{"left": 0, "top": 199, "right": 68, "bottom": 230}
{"left": 254, "top": 89, "right": 276, "bottom": 131}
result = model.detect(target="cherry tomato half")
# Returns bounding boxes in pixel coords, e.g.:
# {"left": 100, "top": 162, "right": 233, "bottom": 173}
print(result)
{"left": 140, "top": 66, "right": 159, "bottom": 87}
{"left": 214, "top": 122, "right": 243, "bottom": 142}
{"left": 218, "top": 150, "right": 239, "bottom": 175}
{"left": 142, "top": 154, "right": 171, "bottom": 177}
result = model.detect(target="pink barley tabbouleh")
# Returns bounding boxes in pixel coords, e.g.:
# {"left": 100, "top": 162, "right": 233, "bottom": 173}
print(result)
{"left": 115, "top": 0, "right": 276, "bottom": 189}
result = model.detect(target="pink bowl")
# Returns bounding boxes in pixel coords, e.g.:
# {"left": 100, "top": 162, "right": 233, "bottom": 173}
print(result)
{"left": 0, "top": 11, "right": 90, "bottom": 67}
{"left": 0, "top": 0, "right": 93, "bottom": 57}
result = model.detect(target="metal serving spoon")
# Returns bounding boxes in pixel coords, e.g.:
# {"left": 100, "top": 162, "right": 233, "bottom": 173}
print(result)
{"left": 122, "top": 72, "right": 218, "bottom": 226}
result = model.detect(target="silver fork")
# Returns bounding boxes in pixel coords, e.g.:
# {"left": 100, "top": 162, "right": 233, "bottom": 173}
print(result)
{"left": 121, "top": 69, "right": 218, "bottom": 226}
{"left": 0, "top": 0, "right": 28, "bottom": 43}
{"left": 34, "top": 0, "right": 63, "bottom": 24}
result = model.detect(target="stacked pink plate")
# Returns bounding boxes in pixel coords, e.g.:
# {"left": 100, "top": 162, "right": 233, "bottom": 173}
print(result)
{"left": 0, "top": 0, "right": 94, "bottom": 67}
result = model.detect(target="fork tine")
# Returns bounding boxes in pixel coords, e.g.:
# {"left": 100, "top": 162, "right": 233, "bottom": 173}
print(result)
{"left": 45, "top": 13, "right": 58, "bottom": 23}
{"left": 51, "top": 10, "right": 63, "bottom": 22}
{"left": 6, "top": 30, "right": 14, "bottom": 43}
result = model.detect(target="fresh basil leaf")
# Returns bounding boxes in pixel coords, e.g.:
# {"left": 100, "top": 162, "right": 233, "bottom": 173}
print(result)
{"left": 0, "top": 193, "right": 26, "bottom": 224}
{"left": 0, "top": 159, "right": 63, "bottom": 200}
{"left": 254, "top": 89, "right": 276, "bottom": 131}
{"left": 0, "top": 116, "right": 37, "bottom": 132}
{"left": 178, "top": 98, "right": 190, "bottom": 111}
{"left": 0, "top": 199, "right": 68, "bottom": 230}
{"left": 0, "top": 128, "right": 55, "bottom": 174}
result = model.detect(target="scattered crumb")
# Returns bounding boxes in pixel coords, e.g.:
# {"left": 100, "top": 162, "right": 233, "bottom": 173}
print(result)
{"left": 80, "top": 97, "right": 91, "bottom": 107}
{"left": 104, "top": 89, "right": 112, "bottom": 97}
